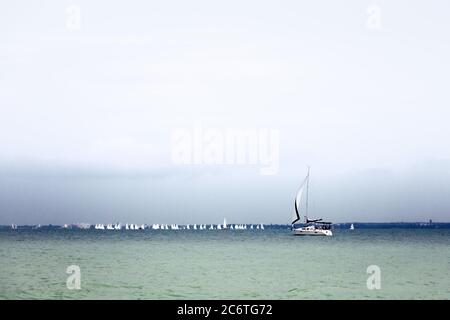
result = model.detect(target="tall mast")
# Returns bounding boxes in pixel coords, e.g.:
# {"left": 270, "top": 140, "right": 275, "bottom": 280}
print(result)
{"left": 305, "top": 166, "right": 310, "bottom": 222}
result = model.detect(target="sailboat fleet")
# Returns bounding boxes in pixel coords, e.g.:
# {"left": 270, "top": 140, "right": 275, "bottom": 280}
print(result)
{"left": 88, "top": 218, "right": 265, "bottom": 231}
{"left": 291, "top": 167, "right": 333, "bottom": 236}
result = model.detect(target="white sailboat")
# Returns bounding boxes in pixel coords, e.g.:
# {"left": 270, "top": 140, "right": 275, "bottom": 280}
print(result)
{"left": 95, "top": 224, "right": 105, "bottom": 230}
{"left": 292, "top": 168, "right": 333, "bottom": 236}
{"left": 350, "top": 223, "right": 355, "bottom": 230}
{"left": 223, "top": 218, "right": 227, "bottom": 230}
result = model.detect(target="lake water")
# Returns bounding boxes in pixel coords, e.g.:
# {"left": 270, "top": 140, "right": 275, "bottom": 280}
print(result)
{"left": 0, "top": 228, "right": 449, "bottom": 299}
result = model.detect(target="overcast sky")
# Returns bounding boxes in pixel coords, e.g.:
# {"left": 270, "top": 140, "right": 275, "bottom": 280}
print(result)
{"left": 1, "top": 0, "right": 450, "bottom": 224}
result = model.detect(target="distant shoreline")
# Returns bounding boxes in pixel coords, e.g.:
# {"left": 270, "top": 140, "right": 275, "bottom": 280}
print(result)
{"left": 2, "top": 222, "right": 450, "bottom": 229}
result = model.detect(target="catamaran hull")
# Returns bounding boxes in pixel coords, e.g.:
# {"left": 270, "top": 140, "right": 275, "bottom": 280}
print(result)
{"left": 293, "top": 229, "right": 332, "bottom": 236}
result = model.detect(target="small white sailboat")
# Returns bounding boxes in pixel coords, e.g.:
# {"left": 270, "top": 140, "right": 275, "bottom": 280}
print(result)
{"left": 217, "top": 224, "right": 222, "bottom": 230}
{"left": 223, "top": 218, "right": 227, "bottom": 230}
{"left": 292, "top": 168, "right": 332, "bottom": 236}
{"left": 11, "top": 223, "right": 17, "bottom": 230}
{"left": 260, "top": 224, "right": 264, "bottom": 230}
{"left": 350, "top": 223, "right": 355, "bottom": 230}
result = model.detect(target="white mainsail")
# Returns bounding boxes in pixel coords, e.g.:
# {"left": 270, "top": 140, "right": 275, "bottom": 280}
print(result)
{"left": 292, "top": 174, "right": 309, "bottom": 226}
